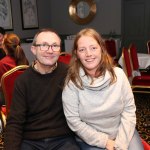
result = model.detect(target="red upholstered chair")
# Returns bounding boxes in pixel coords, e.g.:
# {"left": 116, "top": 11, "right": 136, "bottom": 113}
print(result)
{"left": 0, "top": 65, "right": 29, "bottom": 127}
{"left": 58, "top": 52, "right": 71, "bottom": 64}
{"left": 105, "top": 39, "right": 118, "bottom": 65}
{"left": 129, "top": 43, "right": 149, "bottom": 75}
{"left": 142, "top": 139, "right": 150, "bottom": 150}
{"left": 147, "top": 40, "right": 150, "bottom": 54}
{"left": 122, "top": 47, "right": 133, "bottom": 79}
{"left": 122, "top": 47, "right": 150, "bottom": 93}
{"left": 105, "top": 39, "right": 117, "bottom": 58}
{"left": 129, "top": 43, "right": 139, "bottom": 70}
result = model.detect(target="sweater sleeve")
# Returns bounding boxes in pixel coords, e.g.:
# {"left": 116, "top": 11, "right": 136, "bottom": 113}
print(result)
{"left": 114, "top": 71, "right": 136, "bottom": 150}
{"left": 4, "top": 76, "right": 27, "bottom": 150}
{"left": 62, "top": 82, "right": 109, "bottom": 148}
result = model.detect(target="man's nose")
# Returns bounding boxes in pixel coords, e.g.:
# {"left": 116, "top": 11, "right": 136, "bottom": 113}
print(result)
{"left": 47, "top": 46, "right": 53, "bottom": 52}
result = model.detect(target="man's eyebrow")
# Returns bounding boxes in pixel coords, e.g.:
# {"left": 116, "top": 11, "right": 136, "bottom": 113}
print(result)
{"left": 41, "top": 42, "right": 49, "bottom": 45}
{"left": 41, "top": 42, "right": 59, "bottom": 45}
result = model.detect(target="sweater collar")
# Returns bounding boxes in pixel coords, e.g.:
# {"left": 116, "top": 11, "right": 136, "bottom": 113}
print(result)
{"left": 79, "top": 68, "right": 111, "bottom": 91}
{"left": 32, "top": 60, "right": 57, "bottom": 74}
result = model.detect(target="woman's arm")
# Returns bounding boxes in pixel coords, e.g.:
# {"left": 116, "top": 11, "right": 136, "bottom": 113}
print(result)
{"left": 114, "top": 71, "right": 136, "bottom": 150}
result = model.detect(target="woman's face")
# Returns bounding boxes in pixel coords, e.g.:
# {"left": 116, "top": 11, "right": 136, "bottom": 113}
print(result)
{"left": 76, "top": 36, "right": 102, "bottom": 76}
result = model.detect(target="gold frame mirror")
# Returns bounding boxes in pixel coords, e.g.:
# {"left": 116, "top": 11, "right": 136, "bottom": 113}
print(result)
{"left": 69, "top": 0, "right": 96, "bottom": 25}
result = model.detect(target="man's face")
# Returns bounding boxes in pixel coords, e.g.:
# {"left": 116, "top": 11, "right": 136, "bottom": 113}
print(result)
{"left": 31, "top": 32, "right": 61, "bottom": 67}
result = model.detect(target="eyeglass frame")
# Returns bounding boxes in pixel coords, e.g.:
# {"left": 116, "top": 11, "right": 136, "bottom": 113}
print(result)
{"left": 34, "top": 43, "right": 61, "bottom": 52}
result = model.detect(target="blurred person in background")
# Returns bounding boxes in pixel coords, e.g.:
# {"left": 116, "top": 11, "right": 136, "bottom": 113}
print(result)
{"left": 0, "top": 27, "right": 6, "bottom": 60}
{"left": 0, "top": 33, "right": 29, "bottom": 106}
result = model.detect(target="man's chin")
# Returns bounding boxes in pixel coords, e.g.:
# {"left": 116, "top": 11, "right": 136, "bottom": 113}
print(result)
{"left": 44, "top": 61, "right": 57, "bottom": 67}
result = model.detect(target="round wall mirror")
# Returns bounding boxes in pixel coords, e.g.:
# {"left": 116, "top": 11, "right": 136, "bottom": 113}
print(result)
{"left": 69, "top": 0, "right": 96, "bottom": 25}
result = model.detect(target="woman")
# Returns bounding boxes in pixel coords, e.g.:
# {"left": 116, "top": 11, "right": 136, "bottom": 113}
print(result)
{"left": 0, "top": 33, "right": 29, "bottom": 105}
{"left": 62, "top": 28, "right": 143, "bottom": 150}
{"left": 0, "top": 33, "right": 29, "bottom": 79}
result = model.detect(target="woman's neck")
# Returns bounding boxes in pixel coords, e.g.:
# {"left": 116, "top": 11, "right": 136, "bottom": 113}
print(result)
{"left": 86, "top": 70, "right": 101, "bottom": 78}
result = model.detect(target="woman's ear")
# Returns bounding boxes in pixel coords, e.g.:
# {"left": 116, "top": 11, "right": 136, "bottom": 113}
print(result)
{"left": 74, "top": 49, "right": 79, "bottom": 60}
{"left": 73, "top": 49, "right": 78, "bottom": 56}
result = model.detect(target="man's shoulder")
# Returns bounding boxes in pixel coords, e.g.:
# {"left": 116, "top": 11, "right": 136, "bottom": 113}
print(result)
{"left": 57, "top": 62, "right": 68, "bottom": 72}
{"left": 16, "top": 66, "right": 33, "bottom": 80}
{"left": 53, "top": 62, "right": 68, "bottom": 80}
{"left": 58, "top": 61, "right": 68, "bottom": 67}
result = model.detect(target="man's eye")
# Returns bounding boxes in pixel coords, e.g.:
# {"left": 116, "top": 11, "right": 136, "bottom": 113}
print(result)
{"left": 52, "top": 45, "right": 59, "bottom": 48}
{"left": 43, "top": 45, "right": 48, "bottom": 47}
{"left": 42, "top": 44, "right": 49, "bottom": 47}
{"left": 52, "top": 45, "right": 57, "bottom": 47}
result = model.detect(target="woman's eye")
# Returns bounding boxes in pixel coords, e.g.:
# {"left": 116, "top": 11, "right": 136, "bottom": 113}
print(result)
{"left": 91, "top": 46, "right": 97, "bottom": 50}
{"left": 78, "top": 48, "right": 85, "bottom": 52}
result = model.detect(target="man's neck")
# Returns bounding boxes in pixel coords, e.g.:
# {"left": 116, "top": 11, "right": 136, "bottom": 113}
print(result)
{"left": 33, "top": 61, "right": 57, "bottom": 74}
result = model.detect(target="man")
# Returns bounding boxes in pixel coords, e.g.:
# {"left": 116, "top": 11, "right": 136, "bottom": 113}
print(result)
{"left": 4, "top": 28, "right": 80, "bottom": 150}
{"left": 0, "top": 27, "right": 6, "bottom": 60}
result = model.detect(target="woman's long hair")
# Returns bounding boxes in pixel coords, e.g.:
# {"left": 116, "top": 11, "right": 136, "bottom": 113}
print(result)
{"left": 65, "top": 28, "right": 116, "bottom": 89}
{"left": 3, "top": 33, "right": 29, "bottom": 65}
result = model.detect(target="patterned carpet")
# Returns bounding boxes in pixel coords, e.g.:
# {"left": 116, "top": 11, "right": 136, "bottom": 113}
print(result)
{"left": 0, "top": 93, "right": 149, "bottom": 149}
{"left": 134, "top": 93, "right": 150, "bottom": 145}
{"left": 0, "top": 134, "right": 3, "bottom": 150}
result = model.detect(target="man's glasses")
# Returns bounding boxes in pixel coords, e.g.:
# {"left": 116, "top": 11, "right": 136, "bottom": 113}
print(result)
{"left": 34, "top": 44, "right": 60, "bottom": 52}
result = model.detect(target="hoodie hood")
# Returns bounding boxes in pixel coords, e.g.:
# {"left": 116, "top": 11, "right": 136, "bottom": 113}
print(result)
{"left": 79, "top": 68, "right": 111, "bottom": 91}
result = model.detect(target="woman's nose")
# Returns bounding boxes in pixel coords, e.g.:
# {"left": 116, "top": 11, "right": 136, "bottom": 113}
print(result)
{"left": 85, "top": 49, "right": 92, "bottom": 56}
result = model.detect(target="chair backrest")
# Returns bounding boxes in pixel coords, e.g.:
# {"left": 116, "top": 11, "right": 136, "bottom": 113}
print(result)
{"left": 122, "top": 48, "right": 150, "bottom": 92}
{"left": 58, "top": 52, "right": 71, "bottom": 64}
{"left": 1, "top": 65, "right": 29, "bottom": 115}
{"left": 129, "top": 43, "right": 139, "bottom": 70}
{"left": 141, "top": 138, "right": 150, "bottom": 150}
{"left": 122, "top": 47, "right": 132, "bottom": 78}
{"left": 147, "top": 40, "right": 150, "bottom": 54}
{"left": 105, "top": 39, "right": 117, "bottom": 58}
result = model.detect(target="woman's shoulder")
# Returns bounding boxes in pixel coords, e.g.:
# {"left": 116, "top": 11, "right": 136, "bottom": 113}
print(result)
{"left": 113, "top": 66, "right": 128, "bottom": 81}
{"left": 0, "top": 56, "right": 16, "bottom": 73}
{"left": 64, "top": 79, "right": 79, "bottom": 92}
{"left": 114, "top": 66, "right": 125, "bottom": 75}
{"left": 0, "top": 56, "right": 15, "bottom": 64}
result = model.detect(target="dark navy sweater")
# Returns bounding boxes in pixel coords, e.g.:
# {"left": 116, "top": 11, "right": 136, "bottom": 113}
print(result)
{"left": 4, "top": 62, "right": 73, "bottom": 150}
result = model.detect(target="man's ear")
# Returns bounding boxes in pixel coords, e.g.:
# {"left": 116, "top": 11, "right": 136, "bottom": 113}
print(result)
{"left": 31, "top": 46, "right": 36, "bottom": 55}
